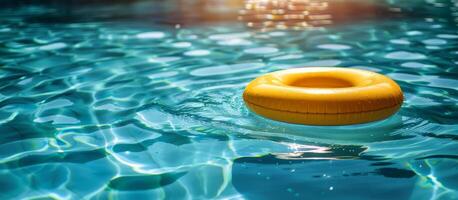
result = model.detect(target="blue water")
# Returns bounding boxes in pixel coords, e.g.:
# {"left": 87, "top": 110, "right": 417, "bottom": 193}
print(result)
{"left": 0, "top": 0, "right": 458, "bottom": 199}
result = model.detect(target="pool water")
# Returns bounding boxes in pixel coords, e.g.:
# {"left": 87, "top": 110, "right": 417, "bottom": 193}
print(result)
{"left": 1, "top": 0, "right": 458, "bottom": 199}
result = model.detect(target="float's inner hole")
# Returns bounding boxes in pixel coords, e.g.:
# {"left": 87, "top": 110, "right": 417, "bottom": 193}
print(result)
{"left": 288, "top": 77, "right": 354, "bottom": 88}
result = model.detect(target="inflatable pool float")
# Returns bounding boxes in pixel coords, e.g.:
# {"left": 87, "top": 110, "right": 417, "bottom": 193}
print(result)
{"left": 243, "top": 67, "right": 403, "bottom": 125}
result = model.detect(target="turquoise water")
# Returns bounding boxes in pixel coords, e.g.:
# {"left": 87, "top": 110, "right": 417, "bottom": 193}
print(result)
{"left": 1, "top": 0, "right": 458, "bottom": 199}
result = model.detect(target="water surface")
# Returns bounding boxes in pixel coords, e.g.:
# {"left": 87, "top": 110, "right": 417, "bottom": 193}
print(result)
{"left": 0, "top": 0, "right": 458, "bottom": 199}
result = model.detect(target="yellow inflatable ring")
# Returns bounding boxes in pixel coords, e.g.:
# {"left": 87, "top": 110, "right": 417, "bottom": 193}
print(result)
{"left": 243, "top": 67, "right": 403, "bottom": 125}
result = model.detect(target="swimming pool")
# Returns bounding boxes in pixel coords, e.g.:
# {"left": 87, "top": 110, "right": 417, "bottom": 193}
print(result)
{"left": 0, "top": 0, "right": 457, "bottom": 199}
